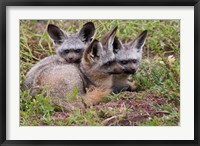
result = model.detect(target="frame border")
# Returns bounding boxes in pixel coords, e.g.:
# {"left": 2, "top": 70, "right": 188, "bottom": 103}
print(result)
{"left": 0, "top": 0, "right": 199, "bottom": 146}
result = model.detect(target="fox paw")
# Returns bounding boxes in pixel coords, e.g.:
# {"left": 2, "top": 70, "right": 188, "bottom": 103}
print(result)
{"left": 127, "top": 82, "right": 137, "bottom": 92}
{"left": 84, "top": 87, "right": 112, "bottom": 106}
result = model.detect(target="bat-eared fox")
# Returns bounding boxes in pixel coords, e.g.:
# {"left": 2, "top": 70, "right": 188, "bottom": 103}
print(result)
{"left": 24, "top": 22, "right": 95, "bottom": 90}
{"left": 112, "top": 30, "right": 148, "bottom": 93}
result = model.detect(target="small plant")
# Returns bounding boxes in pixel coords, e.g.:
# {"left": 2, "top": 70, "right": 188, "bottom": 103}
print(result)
{"left": 20, "top": 90, "right": 55, "bottom": 125}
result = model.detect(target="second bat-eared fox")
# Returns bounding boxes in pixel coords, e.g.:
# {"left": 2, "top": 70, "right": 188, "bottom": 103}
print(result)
{"left": 24, "top": 21, "right": 147, "bottom": 111}
{"left": 24, "top": 22, "right": 95, "bottom": 90}
{"left": 112, "top": 30, "right": 148, "bottom": 93}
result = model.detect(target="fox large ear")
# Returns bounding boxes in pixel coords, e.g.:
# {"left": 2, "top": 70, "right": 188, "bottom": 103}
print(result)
{"left": 78, "top": 22, "right": 95, "bottom": 43}
{"left": 113, "top": 36, "right": 123, "bottom": 53}
{"left": 127, "top": 30, "right": 147, "bottom": 51}
{"left": 83, "top": 39, "right": 102, "bottom": 62}
{"left": 47, "top": 24, "right": 66, "bottom": 45}
{"left": 101, "top": 26, "right": 118, "bottom": 51}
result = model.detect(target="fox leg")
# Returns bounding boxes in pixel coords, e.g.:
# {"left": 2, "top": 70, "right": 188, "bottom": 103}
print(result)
{"left": 126, "top": 81, "right": 137, "bottom": 92}
{"left": 83, "top": 87, "right": 112, "bottom": 106}
{"left": 112, "top": 85, "right": 129, "bottom": 93}
{"left": 112, "top": 81, "right": 136, "bottom": 93}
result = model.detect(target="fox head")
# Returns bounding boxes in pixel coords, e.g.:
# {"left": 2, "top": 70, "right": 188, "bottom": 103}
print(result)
{"left": 81, "top": 26, "right": 123, "bottom": 83}
{"left": 47, "top": 22, "right": 95, "bottom": 63}
{"left": 114, "top": 30, "right": 147, "bottom": 74}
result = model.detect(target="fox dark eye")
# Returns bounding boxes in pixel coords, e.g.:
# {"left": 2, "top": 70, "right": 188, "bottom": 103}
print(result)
{"left": 65, "top": 50, "right": 69, "bottom": 54}
{"left": 132, "top": 59, "right": 137, "bottom": 63}
{"left": 105, "top": 61, "right": 113, "bottom": 66}
{"left": 75, "top": 49, "right": 81, "bottom": 53}
{"left": 106, "top": 62, "right": 111, "bottom": 66}
{"left": 120, "top": 60, "right": 128, "bottom": 65}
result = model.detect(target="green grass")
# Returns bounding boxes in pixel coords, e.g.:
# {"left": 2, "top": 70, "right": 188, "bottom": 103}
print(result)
{"left": 20, "top": 20, "right": 180, "bottom": 126}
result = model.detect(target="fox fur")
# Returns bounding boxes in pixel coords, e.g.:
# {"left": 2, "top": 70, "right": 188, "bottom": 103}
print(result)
{"left": 112, "top": 30, "right": 148, "bottom": 93}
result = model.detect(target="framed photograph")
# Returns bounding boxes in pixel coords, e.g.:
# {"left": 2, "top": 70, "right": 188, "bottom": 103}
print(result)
{"left": 0, "top": 0, "right": 199, "bottom": 145}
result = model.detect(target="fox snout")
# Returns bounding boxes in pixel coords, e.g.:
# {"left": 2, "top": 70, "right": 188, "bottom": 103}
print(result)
{"left": 122, "top": 62, "right": 137, "bottom": 74}
{"left": 65, "top": 52, "right": 80, "bottom": 63}
{"left": 124, "top": 68, "right": 136, "bottom": 74}
{"left": 68, "top": 52, "right": 76, "bottom": 59}
{"left": 113, "top": 62, "right": 124, "bottom": 74}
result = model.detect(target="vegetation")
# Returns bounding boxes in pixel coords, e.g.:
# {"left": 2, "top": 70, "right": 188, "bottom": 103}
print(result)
{"left": 20, "top": 20, "right": 180, "bottom": 126}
